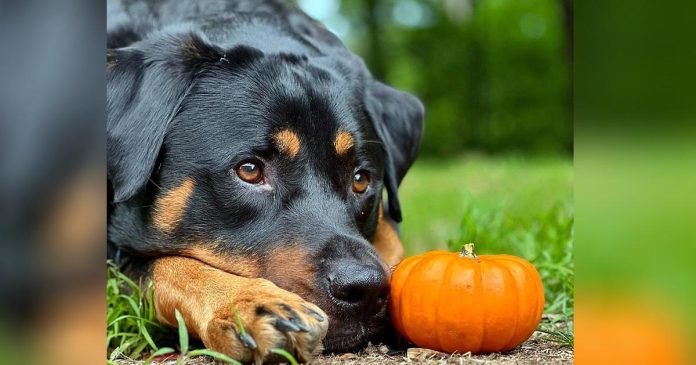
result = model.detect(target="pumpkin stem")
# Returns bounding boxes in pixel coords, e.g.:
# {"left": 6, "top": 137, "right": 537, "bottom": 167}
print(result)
{"left": 460, "top": 243, "right": 477, "bottom": 259}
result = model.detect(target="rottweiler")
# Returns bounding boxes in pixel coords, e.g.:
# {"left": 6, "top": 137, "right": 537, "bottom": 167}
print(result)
{"left": 107, "top": 0, "right": 424, "bottom": 362}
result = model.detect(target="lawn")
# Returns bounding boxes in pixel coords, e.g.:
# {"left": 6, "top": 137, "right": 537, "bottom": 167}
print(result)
{"left": 400, "top": 154, "right": 573, "bottom": 257}
{"left": 108, "top": 154, "right": 574, "bottom": 364}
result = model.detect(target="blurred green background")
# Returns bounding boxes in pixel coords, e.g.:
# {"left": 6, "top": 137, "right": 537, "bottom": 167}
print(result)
{"left": 299, "top": 0, "right": 572, "bottom": 157}
{"left": 298, "top": 0, "right": 574, "bottom": 329}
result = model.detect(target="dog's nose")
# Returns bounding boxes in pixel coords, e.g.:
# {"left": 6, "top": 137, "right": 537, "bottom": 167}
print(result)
{"left": 328, "top": 260, "right": 389, "bottom": 313}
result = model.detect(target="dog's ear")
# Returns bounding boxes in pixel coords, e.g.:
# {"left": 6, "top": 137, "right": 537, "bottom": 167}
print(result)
{"left": 107, "top": 40, "right": 195, "bottom": 203}
{"left": 107, "top": 34, "right": 263, "bottom": 203}
{"left": 365, "top": 80, "right": 424, "bottom": 223}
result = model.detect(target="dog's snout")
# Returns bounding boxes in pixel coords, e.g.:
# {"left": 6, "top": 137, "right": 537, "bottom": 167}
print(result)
{"left": 327, "top": 260, "right": 389, "bottom": 313}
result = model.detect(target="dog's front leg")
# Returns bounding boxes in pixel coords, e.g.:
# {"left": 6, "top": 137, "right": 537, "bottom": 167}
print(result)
{"left": 151, "top": 256, "right": 328, "bottom": 364}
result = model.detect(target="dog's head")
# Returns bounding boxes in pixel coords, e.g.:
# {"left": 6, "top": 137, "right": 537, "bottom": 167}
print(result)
{"left": 107, "top": 33, "right": 423, "bottom": 351}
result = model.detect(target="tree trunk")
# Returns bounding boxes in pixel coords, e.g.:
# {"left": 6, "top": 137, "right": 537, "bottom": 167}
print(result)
{"left": 365, "top": 0, "right": 385, "bottom": 80}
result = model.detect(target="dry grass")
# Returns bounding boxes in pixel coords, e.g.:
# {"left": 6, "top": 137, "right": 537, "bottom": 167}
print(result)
{"left": 314, "top": 334, "right": 573, "bottom": 365}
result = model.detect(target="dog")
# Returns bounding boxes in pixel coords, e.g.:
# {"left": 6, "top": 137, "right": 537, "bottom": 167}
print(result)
{"left": 107, "top": 0, "right": 423, "bottom": 362}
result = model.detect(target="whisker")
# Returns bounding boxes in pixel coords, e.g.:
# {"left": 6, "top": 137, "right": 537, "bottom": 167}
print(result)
{"left": 148, "top": 178, "right": 162, "bottom": 190}
{"left": 132, "top": 204, "right": 154, "bottom": 210}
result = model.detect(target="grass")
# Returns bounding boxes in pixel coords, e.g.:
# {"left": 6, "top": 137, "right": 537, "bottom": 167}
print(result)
{"left": 106, "top": 154, "right": 574, "bottom": 362}
{"left": 106, "top": 263, "right": 243, "bottom": 364}
{"left": 107, "top": 262, "right": 167, "bottom": 363}
{"left": 107, "top": 263, "right": 294, "bottom": 364}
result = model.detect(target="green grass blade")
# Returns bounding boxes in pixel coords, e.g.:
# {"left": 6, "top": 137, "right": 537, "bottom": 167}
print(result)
{"left": 146, "top": 282, "right": 156, "bottom": 318}
{"left": 120, "top": 273, "right": 141, "bottom": 293}
{"left": 120, "top": 294, "right": 142, "bottom": 317}
{"left": 230, "top": 303, "right": 246, "bottom": 336}
{"left": 130, "top": 339, "right": 150, "bottom": 359}
{"left": 144, "top": 347, "right": 175, "bottom": 365}
{"left": 270, "top": 348, "right": 299, "bottom": 365}
{"left": 139, "top": 320, "right": 159, "bottom": 351}
{"left": 174, "top": 309, "right": 189, "bottom": 355}
{"left": 108, "top": 263, "right": 141, "bottom": 293}
{"left": 187, "top": 349, "right": 243, "bottom": 364}
{"left": 108, "top": 314, "right": 162, "bottom": 328}
{"left": 537, "top": 326, "right": 574, "bottom": 346}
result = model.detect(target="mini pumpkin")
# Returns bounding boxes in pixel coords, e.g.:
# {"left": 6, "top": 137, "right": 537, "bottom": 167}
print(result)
{"left": 389, "top": 243, "right": 544, "bottom": 353}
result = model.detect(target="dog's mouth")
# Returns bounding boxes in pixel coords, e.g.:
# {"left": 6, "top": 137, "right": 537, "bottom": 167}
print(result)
{"left": 323, "top": 323, "right": 384, "bottom": 353}
{"left": 322, "top": 313, "right": 390, "bottom": 353}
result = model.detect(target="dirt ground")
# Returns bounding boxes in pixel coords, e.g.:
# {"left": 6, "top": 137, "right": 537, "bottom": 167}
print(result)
{"left": 116, "top": 331, "right": 573, "bottom": 365}
{"left": 313, "top": 333, "right": 573, "bottom": 365}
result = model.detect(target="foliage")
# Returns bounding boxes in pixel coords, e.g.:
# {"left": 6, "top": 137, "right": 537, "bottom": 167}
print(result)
{"left": 307, "top": 0, "right": 572, "bottom": 156}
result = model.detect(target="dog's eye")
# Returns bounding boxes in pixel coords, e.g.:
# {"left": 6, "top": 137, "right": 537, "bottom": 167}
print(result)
{"left": 352, "top": 170, "right": 370, "bottom": 194}
{"left": 235, "top": 160, "right": 264, "bottom": 184}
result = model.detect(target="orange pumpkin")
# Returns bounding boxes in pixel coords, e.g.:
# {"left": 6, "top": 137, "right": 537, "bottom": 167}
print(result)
{"left": 389, "top": 243, "right": 544, "bottom": 353}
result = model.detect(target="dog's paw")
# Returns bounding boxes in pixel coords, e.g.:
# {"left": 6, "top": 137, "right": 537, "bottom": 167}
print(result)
{"left": 202, "top": 278, "right": 328, "bottom": 364}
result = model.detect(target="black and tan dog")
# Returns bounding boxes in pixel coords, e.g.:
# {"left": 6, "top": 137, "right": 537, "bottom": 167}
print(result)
{"left": 107, "top": 0, "right": 423, "bottom": 362}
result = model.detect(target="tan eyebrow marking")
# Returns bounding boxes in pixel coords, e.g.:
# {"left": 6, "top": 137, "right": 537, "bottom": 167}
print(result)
{"left": 334, "top": 130, "right": 354, "bottom": 156}
{"left": 152, "top": 178, "right": 195, "bottom": 233}
{"left": 273, "top": 129, "right": 301, "bottom": 158}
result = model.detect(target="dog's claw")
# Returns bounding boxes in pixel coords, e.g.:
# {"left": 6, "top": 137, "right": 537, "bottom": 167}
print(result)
{"left": 274, "top": 318, "right": 301, "bottom": 333}
{"left": 282, "top": 306, "right": 310, "bottom": 332}
{"left": 290, "top": 317, "right": 310, "bottom": 332}
{"left": 238, "top": 331, "right": 257, "bottom": 350}
{"left": 306, "top": 308, "right": 325, "bottom": 322}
